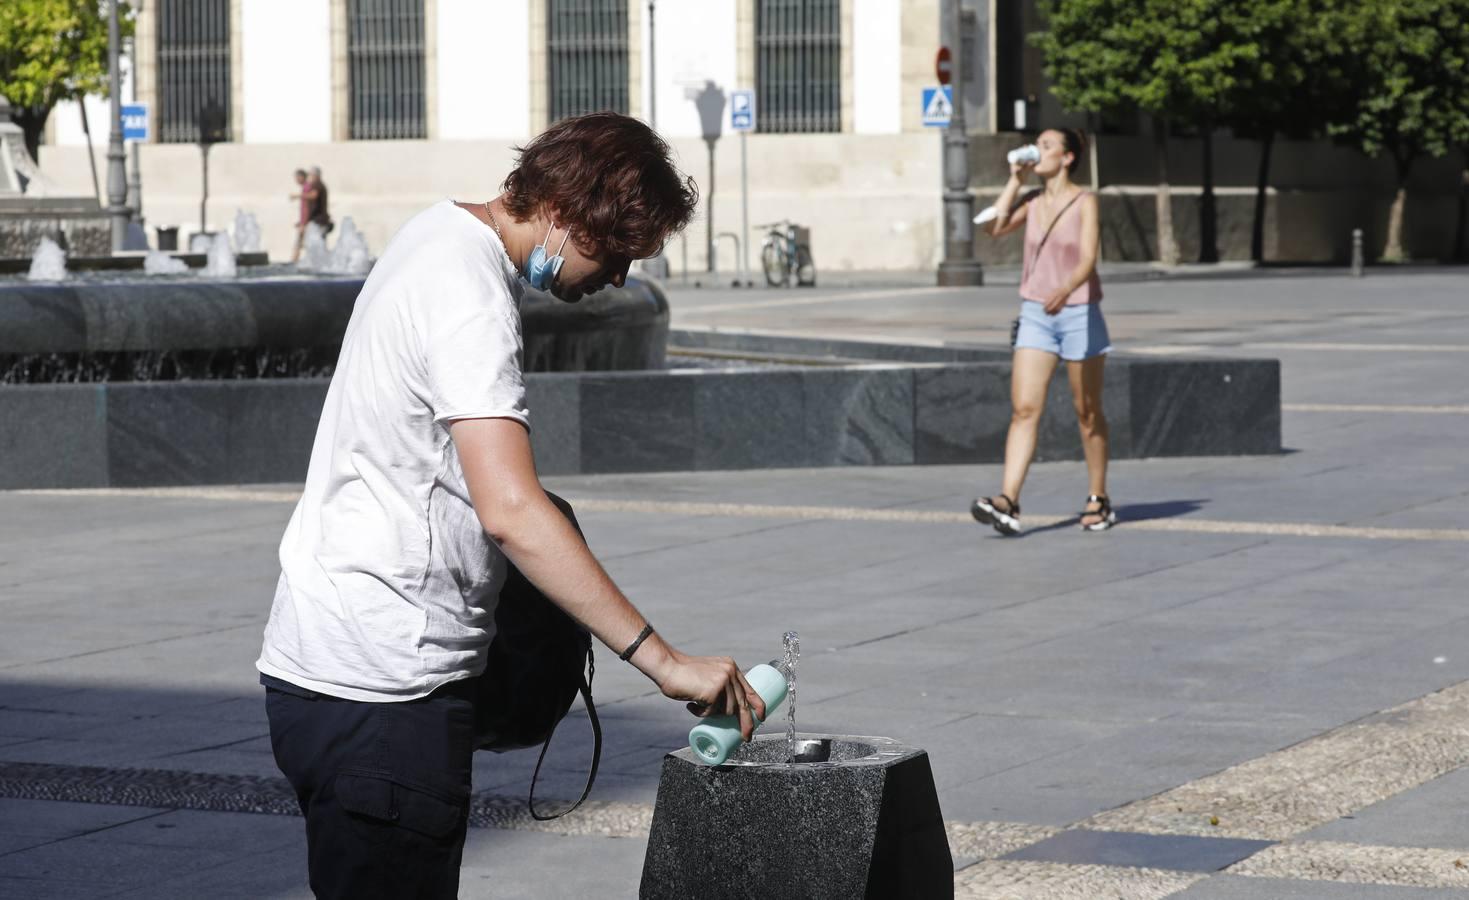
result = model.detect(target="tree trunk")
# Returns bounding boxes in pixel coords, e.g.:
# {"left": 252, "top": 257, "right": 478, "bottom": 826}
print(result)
{"left": 1153, "top": 117, "right": 1179, "bottom": 265}
{"left": 1250, "top": 131, "right": 1276, "bottom": 263}
{"left": 1382, "top": 153, "right": 1413, "bottom": 262}
{"left": 13, "top": 106, "right": 49, "bottom": 165}
{"left": 1199, "top": 123, "right": 1218, "bottom": 263}
{"left": 1454, "top": 150, "right": 1468, "bottom": 263}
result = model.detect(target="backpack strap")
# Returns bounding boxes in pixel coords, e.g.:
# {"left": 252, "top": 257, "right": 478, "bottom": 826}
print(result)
{"left": 528, "top": 646, "right": 602, "bottom": 821}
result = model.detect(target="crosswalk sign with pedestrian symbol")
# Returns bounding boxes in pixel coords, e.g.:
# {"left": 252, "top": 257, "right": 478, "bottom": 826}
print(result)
{"left": 921, "top": 86, "right": 953, "bottom": 128}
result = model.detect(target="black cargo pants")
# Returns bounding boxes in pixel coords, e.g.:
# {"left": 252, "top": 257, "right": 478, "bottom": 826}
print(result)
{"left": 264, "top": 676, "right": 477, "bottom": 900}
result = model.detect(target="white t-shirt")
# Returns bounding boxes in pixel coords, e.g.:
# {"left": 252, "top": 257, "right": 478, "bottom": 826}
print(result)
{"left": 257, "top": 200, "right": 528, "bottom": 702}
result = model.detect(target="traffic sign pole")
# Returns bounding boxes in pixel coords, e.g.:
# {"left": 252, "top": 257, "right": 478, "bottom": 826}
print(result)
{"left": 730, "top": 90, "right": 755, "bottom": 286}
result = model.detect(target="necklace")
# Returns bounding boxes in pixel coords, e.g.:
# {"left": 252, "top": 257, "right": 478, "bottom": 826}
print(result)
{"left": 483, "top": 201, "right": 505, "bottom": 242}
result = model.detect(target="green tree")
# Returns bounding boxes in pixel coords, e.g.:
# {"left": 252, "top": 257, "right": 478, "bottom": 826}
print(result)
{"left": 1213, "top": 0, "right": 1359, "bottom": 263}
{"left": 1037, "top": 0, "right": 1373, "bottom": 264}
{"left": 1328, "top": 0, "right": 1469, "bottom": 261}
{"left": 1034, "top": 0, "right": 1184, "bottom": 264}
{"left": 0, "top": 0, "right": 132, "bottom": 163}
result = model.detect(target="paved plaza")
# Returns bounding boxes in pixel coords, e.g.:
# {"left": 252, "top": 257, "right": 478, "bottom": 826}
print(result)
{"left": 2, "top": 266, "right": 1468, "bottom": 898}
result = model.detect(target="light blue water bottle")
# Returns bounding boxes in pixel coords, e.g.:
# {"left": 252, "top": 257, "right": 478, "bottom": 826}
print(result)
{"left": 688, "top": 661, "right": 789, "bottom": 766}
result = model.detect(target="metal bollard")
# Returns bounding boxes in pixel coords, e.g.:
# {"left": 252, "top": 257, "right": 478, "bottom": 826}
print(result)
{"left": 715, "top": 232, "right": 745, "bottom": 287}
{"left": 1351, "top": 228, "right": 1364, "bottom": 277}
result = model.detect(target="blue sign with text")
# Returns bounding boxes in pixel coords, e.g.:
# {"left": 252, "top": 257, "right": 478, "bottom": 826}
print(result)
{"left": 730, "top": 90, "right": 755, "bottom": 131}
{"left": 121, "top": 104, "right": 149, "bottom": 141}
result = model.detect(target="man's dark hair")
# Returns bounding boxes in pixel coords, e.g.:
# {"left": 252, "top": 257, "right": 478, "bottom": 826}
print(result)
{"left": 293, "top": 168, "right": 307, "bottom": 178}
{"left": 502, "top": 113, "right": 698, "bottom": 260}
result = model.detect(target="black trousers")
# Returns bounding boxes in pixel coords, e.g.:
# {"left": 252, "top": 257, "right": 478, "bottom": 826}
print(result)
{"left": 265, "top": 677, "right": 477, "bottom": 900}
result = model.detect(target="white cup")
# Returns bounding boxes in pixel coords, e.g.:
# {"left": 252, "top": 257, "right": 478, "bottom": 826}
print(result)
{"left": 1007, "top": 145, "right": 1041, "bottom": 166}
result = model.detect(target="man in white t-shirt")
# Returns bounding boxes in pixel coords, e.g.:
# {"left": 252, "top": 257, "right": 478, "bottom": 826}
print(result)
{"left": 257, "top": 113, "right": 765, "bottom": 899}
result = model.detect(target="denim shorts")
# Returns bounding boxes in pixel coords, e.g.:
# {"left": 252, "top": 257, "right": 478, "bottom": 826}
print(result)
{"left": 1013, "top": 301, "right": 1111, "bottom": 361}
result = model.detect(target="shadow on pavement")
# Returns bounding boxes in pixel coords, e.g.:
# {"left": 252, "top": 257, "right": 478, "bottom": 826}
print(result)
{"left": 1116, "top": 499, "right": 1209, "bottom": 522}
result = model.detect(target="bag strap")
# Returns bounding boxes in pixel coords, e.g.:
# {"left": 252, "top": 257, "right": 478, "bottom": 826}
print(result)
{"left": 528, "top": 646, "right": 602, "bottom": 821}
{"left": 1022, "top": 190, "right": 1085, "bottom": 287}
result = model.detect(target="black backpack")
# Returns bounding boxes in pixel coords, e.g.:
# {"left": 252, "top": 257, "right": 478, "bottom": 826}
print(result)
{"left": 472, "top": 494, "right": 601, "bottom": 821}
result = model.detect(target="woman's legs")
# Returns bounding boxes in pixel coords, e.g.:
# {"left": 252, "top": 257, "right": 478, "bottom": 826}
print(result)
{"left": 998, "top": 348, "right": 1059, "bottom": 506}
{"left": 1066, "top": 354, "right": 1110, "bottom": 523}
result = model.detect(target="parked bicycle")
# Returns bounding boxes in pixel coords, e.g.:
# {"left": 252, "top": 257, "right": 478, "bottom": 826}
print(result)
{"left": 757, "top": 221, "right": 817, "bottom": 287}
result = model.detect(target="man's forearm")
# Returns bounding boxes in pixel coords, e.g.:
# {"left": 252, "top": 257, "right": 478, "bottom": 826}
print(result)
{"left": 488, "top": 493, "right": 673, "bottom": 683}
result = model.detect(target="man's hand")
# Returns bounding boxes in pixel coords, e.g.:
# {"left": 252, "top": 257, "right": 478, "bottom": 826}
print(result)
{"left": 653, "top": 649, "right": 768, "bottom": 741}
{"left": 1043, "top": 288, "right": 1070, "bottom": 316}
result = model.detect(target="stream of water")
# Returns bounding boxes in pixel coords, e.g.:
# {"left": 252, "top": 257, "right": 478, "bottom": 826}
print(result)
{"left": 782, "top": 631, "right": 799, "bottom": 764}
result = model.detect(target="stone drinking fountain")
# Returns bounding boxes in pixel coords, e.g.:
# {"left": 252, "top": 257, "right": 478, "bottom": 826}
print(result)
{"left": 641, "top": 633, "right": 952, "bottom": 899}
{"left": 641, "top": 734, "right": 953, "bottom": 899}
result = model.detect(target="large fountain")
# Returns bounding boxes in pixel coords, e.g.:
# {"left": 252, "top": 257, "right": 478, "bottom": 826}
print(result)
{"left": 0, "top": 107, "right": 1281, "bottom": 489}
{"left": 0, "top": 95, "right": 111, "bottom": 258}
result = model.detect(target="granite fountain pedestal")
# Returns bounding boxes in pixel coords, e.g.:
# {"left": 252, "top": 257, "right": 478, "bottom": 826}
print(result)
{"left": 640, "top": 734, "right": 953, "bottom": 900}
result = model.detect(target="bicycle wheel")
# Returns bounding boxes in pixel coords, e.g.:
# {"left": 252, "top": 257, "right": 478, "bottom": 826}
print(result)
{"left": 761, "top": 240, "right": 788, "bottom": 287}
{"left": 795, "top": 245, "right": 816, "bottom": 287}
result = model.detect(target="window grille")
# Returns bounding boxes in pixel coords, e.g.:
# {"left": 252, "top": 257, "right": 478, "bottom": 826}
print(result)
{"left": 756, "top": 0, "right": 840, "bottom": 133}
{"left": 156, "top": 0, "right": 232, "bottom": 143}
{"left": 547, "top": 0, "right": 629, "bottom": 121}
{"left": 348, "top": 0, "right": 427, "bottom": 140}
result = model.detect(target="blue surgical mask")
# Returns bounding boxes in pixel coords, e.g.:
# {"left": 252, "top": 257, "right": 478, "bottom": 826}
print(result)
{"left": 525, "top": 224, "right": 571, "bottom": 290}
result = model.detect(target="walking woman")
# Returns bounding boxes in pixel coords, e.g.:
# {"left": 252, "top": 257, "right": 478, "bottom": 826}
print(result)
{"left": 970, "top": 128, "right": 1116, "bottom": 535}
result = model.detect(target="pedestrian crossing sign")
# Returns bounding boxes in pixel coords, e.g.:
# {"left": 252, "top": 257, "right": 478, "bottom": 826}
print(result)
{"left": 921, "top": 86, "right": 953, "bottom": 127}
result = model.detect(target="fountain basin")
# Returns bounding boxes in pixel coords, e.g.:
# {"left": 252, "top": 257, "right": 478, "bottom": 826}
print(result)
{"left": 0, "top": 273, "right": 668, "bottom": 373}
{"left": 640, "top": 733, "right": 952, "bottom": 899}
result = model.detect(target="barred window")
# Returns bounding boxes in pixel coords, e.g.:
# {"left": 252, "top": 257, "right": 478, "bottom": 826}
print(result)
{"left": 156, "top": 0, "right": 232, "bottom": 143}
{"left": 756, "top": 0, "right": 840, "bottom": 133}
{"left": 348, "top": 0, "right": 427, "bottom": 140}
{"left": 547, "top": 0, "right": 629, "bottom": 121}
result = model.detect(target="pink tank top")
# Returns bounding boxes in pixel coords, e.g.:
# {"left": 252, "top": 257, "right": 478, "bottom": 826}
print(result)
{"left": 1018, "top": 191, "right": 1102, "bottom": 306}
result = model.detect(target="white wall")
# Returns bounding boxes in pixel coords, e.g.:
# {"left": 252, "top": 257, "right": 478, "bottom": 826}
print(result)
{"left": 438, "top": 0, "right": 530, "bottom": 139}
{"left": 51, "top": 59, "right": 134, "bottom": 148}
{"left": 650, "top": 0, "right": 738, "bottom": 139}
{"left": 240, "top": 0, "right": 332, "bottom": 143}
{"left": 853, "top": 0, "right": 901, "bottom": 134}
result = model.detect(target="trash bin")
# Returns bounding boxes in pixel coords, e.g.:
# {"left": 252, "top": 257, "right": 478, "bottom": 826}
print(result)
{"left": 156, "top": 227, "right": 179, "bottom": 251}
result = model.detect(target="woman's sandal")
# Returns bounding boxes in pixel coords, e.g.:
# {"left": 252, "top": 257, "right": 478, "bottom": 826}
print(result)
{"left": 1080, "top": 494, "right": 1117, "bottom": 532}
{"left": 971, "top": 494, "right": 1022, "bottom": 536}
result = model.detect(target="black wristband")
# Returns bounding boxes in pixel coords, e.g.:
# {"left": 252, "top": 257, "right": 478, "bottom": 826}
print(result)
{"left": 618, "top": 624, "right": 654, "bottom": 662}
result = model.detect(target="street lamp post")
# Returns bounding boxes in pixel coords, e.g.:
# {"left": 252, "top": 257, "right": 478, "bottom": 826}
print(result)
{"left": 648, "top": 1, "right": 657, "bottom": 130}
{"left": 105, "top": 0, "right": 129, "bottom": 252}
{"left": 936, "top": 0, "right": 983, "bottom": 286}
{"left": 691, "top": 82, "right": 726, "bottom": 276}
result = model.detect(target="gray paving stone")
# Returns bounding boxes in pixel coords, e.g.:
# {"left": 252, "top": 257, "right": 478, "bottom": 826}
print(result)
{"left": 80, "top": 808, "right": 300, "bottom": 852}
{"left": 1004, "top": 828, "right": 1274, "bottom": 873}
{"left": 0, "top": 798, "right": 168, "bottom": 839}
{"left": 456, "top": 828, "right": 647, "bottom": 900}
{"left": 1173, "top": 874, "right": 1469, "bottom": 898}
{"left": 1301, "top": 767, "right": 1469, "bottom": 851}
{"left": 102, "top": 847, "right": 311, "bottom": 900}
{"left": 0, "top": 876, "right": 125, "bottom": 900}
{"left": 0, "top": 835, "right": 236, "bottom": 887}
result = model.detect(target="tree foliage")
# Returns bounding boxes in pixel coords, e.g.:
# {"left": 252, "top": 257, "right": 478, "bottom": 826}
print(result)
{"left": 1035, "top": 0, "right": 1469, "bottom": 261}
{"left": 1328, "top": 0, "right": 1469, "bottom": 167}
{"left": 0, "top": 0, "right": 133, "bottom": 160}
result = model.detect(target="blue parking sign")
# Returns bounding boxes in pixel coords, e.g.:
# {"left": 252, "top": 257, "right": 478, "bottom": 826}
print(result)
{"left": 921, "top": 87, "right": 953, "bottom": 128}
{"left": 730, "top": 90, "right": 755, "bottom": 132}
{"left": 121, "top": 104, "right": 149, "bottom": 141}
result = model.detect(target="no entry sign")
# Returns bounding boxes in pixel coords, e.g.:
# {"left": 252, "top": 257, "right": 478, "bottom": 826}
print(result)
{"left": 936, "top": 47, "right": 952, "bottom": 86}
